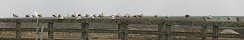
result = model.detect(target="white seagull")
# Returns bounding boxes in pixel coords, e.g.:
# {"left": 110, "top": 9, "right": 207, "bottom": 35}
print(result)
{"left": 185, "top": 14, "right": 190, "bottom": 18}
{"left": 98, "top": 13, "right": 104, "bottom": 18}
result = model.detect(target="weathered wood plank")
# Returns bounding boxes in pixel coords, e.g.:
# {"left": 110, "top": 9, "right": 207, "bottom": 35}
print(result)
{"left": 202, "top": 26, "right": 207, "bottom": 40}
{"left": 118, "top": 21, "right": 128, "bottom": 40}
{"left": 82, "top": 22, "right": 89, "bottom": 40}
{"left": 212, "top": 26, "right": 219, "bottom": 40}
{"left": 48, "top": 22, "right": 54, "bottom": 40}
{"left": 16, "top": 22, "right": 21, "bottom": 40}
{"left": 0, "top": 17, "right": 243, "bottom": 27}
{"left": 158, "top": 22, "right": 164, "bottom": 40}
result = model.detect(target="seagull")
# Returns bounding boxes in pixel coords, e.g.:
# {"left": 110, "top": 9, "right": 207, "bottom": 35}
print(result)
{"left": 31, "top": 15, "right": 36, "bottom": 17}
{"left": 207, "top": 15, "right": 212, "bottom": 19}
{"left": 71, "top": 14, "right": 76, "bottom": 17}
{"left": 127, "top": 14, "right": 130, "bottom": 17}
{"left": 124, "top": 14, "right": 128, "bottom": 17}
{"left": 227, "top": 16, "right": 231, "bottom": 20}
{"left": 33, "top": 11, "right": 42, "bottom": 17}
{"left": 58, "top": 14, "right": 62, "bottom": 17}
{"left": 25, "top": 14, "right": 30, "bottom": 17}
{"left": 133, "top": 14, "right": 138, "bottom": 18}
{"left": 92, "top": 14, "right": 97, "bottom": 17}
{"left": 111, "top": 15, "right": 116, "bottom": 19}
{"left": 13, "top": 14, "right": 18, "bottom": 17}
{"left": 37, "top": 14, "right": 42, "bottom": 17}
{"left": 115, "top": 13, "right": 121, "bottom": 17}
{"left": 138, "top": 14, "right": 143, "bottom": 18}
{"left": 52, "top": 14, "right": 57, "bottom": 17}
{"left": 98, "top": 13, "right": 104, "bottom": 18}
{"left": 85, "top": 14, "right": 89, "bottom": 17}
{"left": 77, "top": 14, "right": 82, "bottom": 17}
{"left": 185, "top": 14, "right": 190, "bottom": 18}
{"left": 154, "top": 15, "right": 158, "bottom": 17}
{"left": 91, "top": 15, "right": 95, "bottom": 19}
{"left": 165, "top": 16, "right": 169, "bottom": 18}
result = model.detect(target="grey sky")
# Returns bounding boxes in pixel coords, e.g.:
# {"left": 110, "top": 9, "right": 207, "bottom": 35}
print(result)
{"left": 0, "top": 0, "right": 243, "bottom": 17}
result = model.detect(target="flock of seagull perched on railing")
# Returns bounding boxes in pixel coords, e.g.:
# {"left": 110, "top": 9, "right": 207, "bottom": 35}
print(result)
{"left": 12, "top": 12, "right": 233, "bottom": 20}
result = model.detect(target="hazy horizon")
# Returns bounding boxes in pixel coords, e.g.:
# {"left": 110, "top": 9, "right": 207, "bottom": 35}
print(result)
{"left": 0, "top": 0, "right": 244, "bottom": 17}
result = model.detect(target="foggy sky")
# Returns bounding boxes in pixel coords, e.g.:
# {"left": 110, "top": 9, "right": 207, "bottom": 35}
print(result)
{"left": 0, "top": 0, "right": 243, "bottom": 17}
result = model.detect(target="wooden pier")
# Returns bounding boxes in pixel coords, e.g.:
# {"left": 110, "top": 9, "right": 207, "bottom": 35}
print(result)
{"left": 0, "top": 16, "right": 244, "bottom": 40}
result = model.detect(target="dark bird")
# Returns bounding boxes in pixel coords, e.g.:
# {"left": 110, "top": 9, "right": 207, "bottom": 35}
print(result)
{"left": 71, "top": 14, "right": 76, "bottom": 17}
{"left": 52, "top": 14, "right": 57, "bottom": 17}
{"left": 25, "top": 14, "right": 30, "bottom": 17}
{"left": 133, "top": 14, "right": 137, "bottom": 18}
{"left": 92, "top": 14, "right": 97, "bottom": 17}
{"left": 237, "top": 17, "right": 240, "bottom": 21}
{"left": 115, "top": 13, "right": 120, "bottom": 17}
{"left": 185, "top": 14, "right": 190, "bottom": 18}
{"left": 77, "top": 14, "right": 81, "bottom": 17}
{"left": 85, "top": 14, "right": 89, "bottom": 17}
{"left": 165, "top": 16, "right": 169, "bottom": 18}
{"left": 37, "top": 14, "right": 42, "bottom": 17}
{"left": 227, "top": 16, "right": 231, "bottom": 20}
{"left": 154, "top": 15, "right": 158, "bottom": 17}
{"left": 31, "top": 15, "right": 36, "bottom": 17}
{"left": 58, "top": 14, "right": 62, "bottom": 17}
{"left": 127, "top": 14, "right": 130, "bottom": 17}
{"left": 13, "top": 14, "right": 18, "bottom": 17}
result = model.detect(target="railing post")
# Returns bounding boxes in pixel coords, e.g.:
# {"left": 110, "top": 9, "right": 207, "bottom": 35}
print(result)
{"left": 48, "top": 22, "right": 54, "bottom": 40}
{"left": 165, "top": 24, "right": 171, "bottom": 40}
{"left": 158, "top": 22, "right": 164, "bottom": 40}
{"left": 212, "top": 25, "right": 219, "bottom": 40}
{"left": 16, "top": 22, "right": 21, "bottom": 40}
{"left": 82, "top": 22, "right": 89, "bottom": 40}
{"left": 202, "top": 26, "right": 207, "bottom": 40}
{"left": 118, "top": 21, "right": 128, "bottom": 40}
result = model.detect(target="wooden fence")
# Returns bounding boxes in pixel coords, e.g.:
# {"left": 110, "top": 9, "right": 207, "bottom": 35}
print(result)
{"left": 0, "top": 16, "right": 244, "bottom": 40}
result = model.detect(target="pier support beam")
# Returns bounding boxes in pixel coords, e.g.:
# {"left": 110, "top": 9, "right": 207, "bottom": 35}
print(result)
{"left": 212, "top": 25, "right": 219, "bottom": 40}
{"left": 118, "top": 22, "right": 128, "bottom": 40}
{"left": 158, "top": 22, "right": 165, "bottom": 40}
{"left": 165, "top": 24, "right": 171, "bottom": 40}
{"left": 16, "top": 22, "right": 21, "bottom": 40}
{"left": 202, "top": 26, "right": 207, "bottom": 40}
{"left": 48, "top": 22, "right": 54, "bottom": 40}
{"left": 82, "top": 23, "right": 89, "bottom": 40}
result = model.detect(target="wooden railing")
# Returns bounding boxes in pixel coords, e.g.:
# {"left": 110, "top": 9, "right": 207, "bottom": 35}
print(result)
{"left": 0, "top": 16, "right": 243, "bottom": 40}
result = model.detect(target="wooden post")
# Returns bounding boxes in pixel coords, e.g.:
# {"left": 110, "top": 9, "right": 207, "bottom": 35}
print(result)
{"left": 164, "top": 24, "right": 171, "bottom": 40}
{"left": 118, "top": 21, "right": 128, "bottom": 40}
{"left": 82, "top": 23, "right": 89, "bottom": 40}
{"left": 212, "top": 25, "right": 219, "bottom": 40}
{"left": 48, "top": 22, "right": 54, "bottom": 40}
{"left": 158, "top": 22, "right": 164, "bottom": 40}
{"left": 202, "top": 26, "right": 207, "bottom": 40}
{"left": 16, "top": 22, "right": 21, "bottom": 40}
